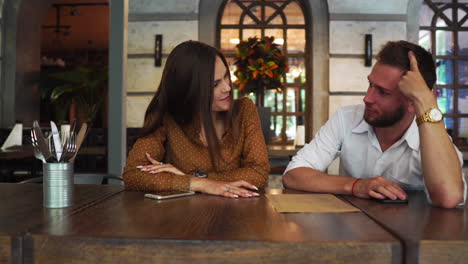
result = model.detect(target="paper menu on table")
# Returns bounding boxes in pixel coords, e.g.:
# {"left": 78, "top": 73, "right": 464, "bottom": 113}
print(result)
{"left": 266, "top": 194, "right": 360, "bottom": 213}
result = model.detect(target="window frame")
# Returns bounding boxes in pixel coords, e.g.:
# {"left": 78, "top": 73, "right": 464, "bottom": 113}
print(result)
{"left": 419, "top": 0, "right": 468, "bottom": 149}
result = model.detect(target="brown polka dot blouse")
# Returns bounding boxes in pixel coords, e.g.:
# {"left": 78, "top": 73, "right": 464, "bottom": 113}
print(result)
{"left": 123, "top": 98, "right": 270, "bottom": 192}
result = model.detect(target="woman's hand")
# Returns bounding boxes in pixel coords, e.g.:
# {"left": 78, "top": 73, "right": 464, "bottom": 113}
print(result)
{"left": 190, "top": 178, "right": 260, "bottom": 198}
{"left": 136, "top": 153, "right": 185, "bottom": 175}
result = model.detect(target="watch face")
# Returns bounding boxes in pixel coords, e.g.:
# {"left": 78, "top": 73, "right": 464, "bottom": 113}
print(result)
{"left": 429, "top": 108, "right": 443, "bottom": 121}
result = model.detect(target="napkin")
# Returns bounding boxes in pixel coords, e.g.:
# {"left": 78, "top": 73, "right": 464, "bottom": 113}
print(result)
{"left": 1, "top": 123, "right": 23, "bottom": 150}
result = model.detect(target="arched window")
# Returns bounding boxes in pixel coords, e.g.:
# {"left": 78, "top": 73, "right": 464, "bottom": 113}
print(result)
{"left": 419, "top": 0, "right": 468, "bottom": 148}
{"left": 217, "top": 0, "right": 308, "bottom": 145}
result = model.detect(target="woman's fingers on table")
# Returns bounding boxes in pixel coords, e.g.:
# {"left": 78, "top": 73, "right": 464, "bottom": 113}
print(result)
{"left": 225, "top": 180, "right": 260, "bottom": 198}
{"left": 230, "top": 180, "right": 259, "bottom": 191}
{"left": 136, "top": 163, "right": 185, "bottom": 175}
{"left": 194, "top": 179, "right": 259, "bottom": 198}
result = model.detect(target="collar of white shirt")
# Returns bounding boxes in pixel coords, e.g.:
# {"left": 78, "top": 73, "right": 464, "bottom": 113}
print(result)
{"left": 350, "top": 118, "right": 420, "bottom": 151}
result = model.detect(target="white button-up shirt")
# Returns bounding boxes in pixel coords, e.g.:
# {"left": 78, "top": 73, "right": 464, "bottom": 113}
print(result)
{"left": 285, "top": 105, "right": 466, "bottom": 203}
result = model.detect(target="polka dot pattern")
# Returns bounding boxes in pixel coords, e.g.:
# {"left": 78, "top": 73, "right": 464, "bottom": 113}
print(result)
{"left": 123, "top": 98, "right": 270, "bottom": 192}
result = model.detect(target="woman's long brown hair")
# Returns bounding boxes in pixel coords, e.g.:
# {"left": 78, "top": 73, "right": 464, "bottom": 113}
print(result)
{"left": 140, "top": 41, "right": 239, "bottom": 170}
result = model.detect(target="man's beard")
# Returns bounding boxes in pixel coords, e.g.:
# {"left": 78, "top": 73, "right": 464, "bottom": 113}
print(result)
{"left": 364, "top": 104, "right": 406, "bottom": 127}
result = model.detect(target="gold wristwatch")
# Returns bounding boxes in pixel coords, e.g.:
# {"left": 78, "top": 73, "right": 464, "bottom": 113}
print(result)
{"left": 416, "top": 107, "right": 443, "bottom": 126}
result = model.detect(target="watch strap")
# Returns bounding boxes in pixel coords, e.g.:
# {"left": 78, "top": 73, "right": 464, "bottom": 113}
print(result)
{"left": 416, "top": 112, "right": 430, "bottom": 126}
{"left": 416, "top": 107, "right": 442, "bottom": 126}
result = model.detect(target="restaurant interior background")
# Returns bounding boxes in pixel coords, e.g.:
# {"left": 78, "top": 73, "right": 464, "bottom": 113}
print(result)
{"left": 0, "top": 0, "right": 467, "bottom": 184}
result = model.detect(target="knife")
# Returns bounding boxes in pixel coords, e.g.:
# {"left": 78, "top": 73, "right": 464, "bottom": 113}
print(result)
{"left": 32, "top": 121, "right": 52, "bottom": 161}
{"left": 70, "top": 122, "right": 88, "bottom": 162}
{"left": 50, "top": 121, "right": 63, "bottom": 161}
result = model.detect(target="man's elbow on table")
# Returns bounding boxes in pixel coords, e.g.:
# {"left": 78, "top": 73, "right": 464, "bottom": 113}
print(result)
{"left": 282, "top": 171, "right": 296, "bottom": 189}
{"left": 429, "top": 184, "right": 464, "bottom": 209}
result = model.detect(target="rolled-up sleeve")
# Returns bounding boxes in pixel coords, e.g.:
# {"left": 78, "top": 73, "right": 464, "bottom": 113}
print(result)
{"left": 284, "top": 109, "right": 345, "bottom": 174}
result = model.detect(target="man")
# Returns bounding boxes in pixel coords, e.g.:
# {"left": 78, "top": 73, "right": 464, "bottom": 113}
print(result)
{"left": 283, "top": 41, "right": 466, "bottom": 208}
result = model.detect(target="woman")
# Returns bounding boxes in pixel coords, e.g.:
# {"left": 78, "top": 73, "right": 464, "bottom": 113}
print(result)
{"left": 123, "top": 40, "right": 270, "bottom": 198}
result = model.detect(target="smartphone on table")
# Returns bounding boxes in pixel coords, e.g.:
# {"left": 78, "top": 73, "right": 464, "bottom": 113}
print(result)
{"left": 144, "top": 190, "right": 195, "bottom": 200}
{"left": 372, "top": 198, "right": 408, "bottom": 204}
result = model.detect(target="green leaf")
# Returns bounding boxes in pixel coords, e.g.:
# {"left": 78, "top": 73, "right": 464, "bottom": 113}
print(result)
{"left": 50, "top": 84, "right": 75, "bottom": 101}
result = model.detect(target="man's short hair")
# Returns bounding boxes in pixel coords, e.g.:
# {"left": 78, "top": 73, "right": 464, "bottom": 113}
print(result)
{"left": 376, "top": 41, "right": 436, "bottom": 89}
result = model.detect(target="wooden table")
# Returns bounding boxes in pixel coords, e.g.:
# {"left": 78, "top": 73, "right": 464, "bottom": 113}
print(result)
{"left": 0, "top": 183, "right": 124, "bottom": 264}
{"left": 26, "top": 189, "right": 401, "bottom": 264}
{"left": 342, "top": 191, "right": 468, "bottom": 264}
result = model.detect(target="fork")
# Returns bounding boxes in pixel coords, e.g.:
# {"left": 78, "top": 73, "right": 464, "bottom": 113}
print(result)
{"left": 60, "top": 132, "right": 76, "bottom": 163}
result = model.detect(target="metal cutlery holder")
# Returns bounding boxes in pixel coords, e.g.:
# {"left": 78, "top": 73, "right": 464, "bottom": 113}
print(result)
{"left": 43, "top": 162, "right": 74, "bottom": 208}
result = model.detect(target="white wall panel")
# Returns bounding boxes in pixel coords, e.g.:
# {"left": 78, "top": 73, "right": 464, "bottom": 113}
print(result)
{"left": 129, "top": 0, "right": 199, "bottom": 14}
{"left": 328, "top": 0, "right": 408, "bottom": 15}
{"left": 128, "top": 21, "right": 198, "bottom": 54}
{"left": 126, "top": 96, "right": 153, "bottom": 128}
{"left": 330, "top": 21, "right": 406, "bottom": 55}
{"left": 330, "top": 58, "right": 376, "bottom": 92}
{"left": 127, "top": 58, "right": 165, "bottom": 92}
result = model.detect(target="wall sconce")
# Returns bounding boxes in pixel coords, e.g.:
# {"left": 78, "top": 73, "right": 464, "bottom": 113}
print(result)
{"left": 155, "top": 34, "right": 162, "bottom": 67}
{"left": 365, "top": 34, "right": 372, "bottom": 67}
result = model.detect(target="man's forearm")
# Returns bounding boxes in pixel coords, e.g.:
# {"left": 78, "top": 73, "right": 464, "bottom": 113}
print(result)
{"left": 419, "top": 121, "right": 463, "bottom": 208}
{"left": 414, "top": 92, "right": 463, "bottom": 207}
{"left": 283, "top": 167, "right": 356, "bottom": 194}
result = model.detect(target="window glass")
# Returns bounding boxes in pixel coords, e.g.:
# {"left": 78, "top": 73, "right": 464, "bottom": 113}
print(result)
{"left": 436, "top": 88, "right": 453, "bottom": 113}
{"left": 286, "top": 116, "right": 297, "bottom": 140}
{"left": 221, "top": 2, "right": 243, "bottom": 25}
{"left": 436, "top": 59, "right": 454, "bottom": 84}
{"left": 419, "top": 30, "right": 431, "bottom": 51}
{"left": 220, "top": 29, "right": 239, "bottom": 53}
{"left": 242, "top": 29, "right": 261, "bottom": 40}
{"left": 435, "top": 30, "right": 453, "bottom": 55}
{"left": 459, "top": 60, "right": 468, "bottom": 85}
{"left": 283, "top": 1, "right": 304, "bottom": 24}
{"left": 458, "top": 118, "right": 468, "bottom": 143}
{"left": 458, "top": 32, "right": 468, "bottom": 55}
{"left": 458, "top": 89, "right": 468, "bottom": 113}
{"left": 287, "top": 29, "right": 305, "bottom": 53}
{"left": 444, "top": 117, "right": 454, "bottom": 136}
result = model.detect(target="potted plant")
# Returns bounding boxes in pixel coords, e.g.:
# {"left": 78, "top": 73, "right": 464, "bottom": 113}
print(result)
{"left": 47, "top": 66, "right": 108, "bottom": 126}
{"left": 233, "top": 36, "right": 288, "bottom": 106}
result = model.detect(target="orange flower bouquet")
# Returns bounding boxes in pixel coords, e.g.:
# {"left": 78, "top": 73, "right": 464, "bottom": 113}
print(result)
{"left": 233, "top": 36, "right": 288, "bottom": 104}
